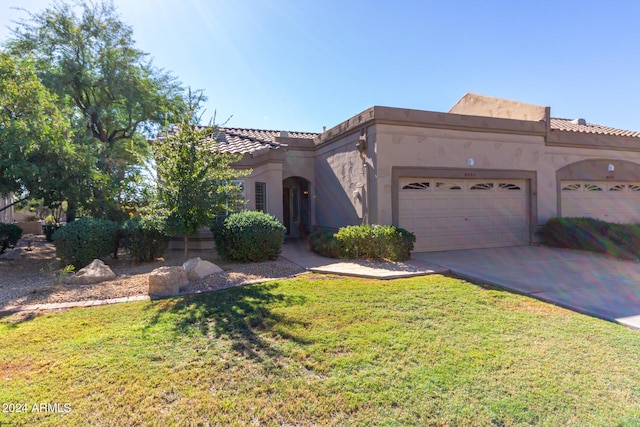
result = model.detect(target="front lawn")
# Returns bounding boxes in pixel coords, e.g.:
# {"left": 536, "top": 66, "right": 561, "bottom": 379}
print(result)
{"left": 2, "top": 274, "right": 640, "bottom": 426}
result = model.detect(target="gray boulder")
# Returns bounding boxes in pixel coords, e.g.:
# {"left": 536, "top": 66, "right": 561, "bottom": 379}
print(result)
{"left": 183, "top": 257, "right": 223, "bottom": 281}
{"left": 148, "top": 266, "right": 188, "bottom": 297}
{"left": 0, "top": 248, "right": 22, "bottom": 260}
{"left": 66, "top": 259, "right": 116, "bottom": 285}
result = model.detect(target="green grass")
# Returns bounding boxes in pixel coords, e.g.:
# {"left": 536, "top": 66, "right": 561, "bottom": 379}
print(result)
{"left": 2, "top": 274, "right": 640, "bottom": 426}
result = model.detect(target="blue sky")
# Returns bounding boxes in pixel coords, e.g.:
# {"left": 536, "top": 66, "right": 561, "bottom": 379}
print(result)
{"left": 1, "top": 0, "right": 639, "bottom": 133}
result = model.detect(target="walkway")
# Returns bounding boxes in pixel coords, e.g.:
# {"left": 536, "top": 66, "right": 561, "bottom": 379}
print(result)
{"left": 280, "top": 239, "right": 448, "bottom": 279}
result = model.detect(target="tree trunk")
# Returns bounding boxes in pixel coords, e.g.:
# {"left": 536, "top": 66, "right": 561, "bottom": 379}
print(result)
{"left": 183, "top": 235, "right": 188, "bottom": 260}
{"left": 66, "top": 201, "right": 76, "bottom": 222}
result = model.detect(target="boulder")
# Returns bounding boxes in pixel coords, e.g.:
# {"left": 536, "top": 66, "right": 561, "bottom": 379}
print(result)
{"left": 183, "top": 257, "right": 223, "bottom": 281}
{"left": 148, "top": 266, "right": 189, "bottom": 297}
{"left": 66, "top": 259, "right": 116, "bottom": 285}
{"left": 0, "top": 248, "right": 22, "bottom": 260}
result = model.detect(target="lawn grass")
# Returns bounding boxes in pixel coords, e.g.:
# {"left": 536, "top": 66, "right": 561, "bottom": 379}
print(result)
{"left": 2, "top": 273, "right": 640, "bottom": 426}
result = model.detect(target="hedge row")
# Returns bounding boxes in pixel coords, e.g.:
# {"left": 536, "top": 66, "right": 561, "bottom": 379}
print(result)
{"left": 309, "top": 224, "right": 416, "bottom": 261}
{"left": 541, "top": 217, "right": 640, "bottom": 260}
{"left": 52, "top": 216, "right": 170, "bottom": 268}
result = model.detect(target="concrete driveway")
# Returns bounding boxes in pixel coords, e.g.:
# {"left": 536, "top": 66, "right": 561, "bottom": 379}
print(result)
{"left": 412, "top": 245, "right": 640, "bottom": 329}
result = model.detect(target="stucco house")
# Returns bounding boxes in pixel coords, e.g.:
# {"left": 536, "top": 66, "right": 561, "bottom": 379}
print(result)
{"left": 0, "top": 194, "right": 14, "bottom": 224}
{"left": 211, "top": 93, "right": 640, "bottom": 252}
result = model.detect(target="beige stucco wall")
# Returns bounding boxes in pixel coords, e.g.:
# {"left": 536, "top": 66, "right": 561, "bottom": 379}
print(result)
{"left": 314, "top": 131, "right": 367, "bottom": 229}
{"left": 373, "top": 122, "right": 640, "bottom": 230}
{"left": 449, "top": 93, "right": 549, "bottom": 122}
{"left": 374, "top": 123, "right": 545, "bottom": 225}
{"left": 0, "top": 195, "right": 13, "bottom": 224}
{"left": 243, "top": 162, "right": 283, "bottom": 222}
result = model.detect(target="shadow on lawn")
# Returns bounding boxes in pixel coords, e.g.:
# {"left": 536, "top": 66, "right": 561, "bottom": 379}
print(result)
{"left": 145, "top": 281, "right": 310, "bottom": 363}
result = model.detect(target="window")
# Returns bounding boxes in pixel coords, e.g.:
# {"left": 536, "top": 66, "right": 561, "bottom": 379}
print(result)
{"left": 469, "top": 182, "right": 494, "bottom": 190}
{"left": 255, "top": 182, "right": 267, "bottom": 212}
{"left": 402, "top": 182, "right": 430, "bottom": 190}
{"left": 436, "top": 182, "right": 462, "bottom": 190}
{"left": 499, "top": 183, "right": 521, "bottom": 191}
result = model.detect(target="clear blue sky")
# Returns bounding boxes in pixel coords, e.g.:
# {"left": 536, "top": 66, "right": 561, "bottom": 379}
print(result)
{"left": 1, "top": 0, "right": 639, "bottom": 133}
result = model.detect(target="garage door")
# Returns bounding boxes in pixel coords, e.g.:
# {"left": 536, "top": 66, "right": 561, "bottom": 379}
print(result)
{"left": 560, "top": 181, "right": 640, "bottom": 223}
{"left": 399, "top": 178, "right": 528, "bottom": 252}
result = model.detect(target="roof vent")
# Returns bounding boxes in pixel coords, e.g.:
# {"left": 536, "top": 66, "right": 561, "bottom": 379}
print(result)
{"left": 279, "top": 131, "right": 289, "bottom": 138}
{"left": 571, "top": 118, "right": 587, "bottom": 126}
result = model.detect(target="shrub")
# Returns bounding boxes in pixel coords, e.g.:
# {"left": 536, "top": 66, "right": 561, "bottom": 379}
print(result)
{"left": 334, "top": 224, "right": 415, "bottom": 261}
{"left": 309, "top": 224, "right": 416, "bottom": 261}
{"left": 308, "top": 229, "right": 342, "bottom": 258}
{"left": 213, "top": 211, "right": 286, "bottom": 262}
{"left": 121, "top": 215, "right": 170, "bottom": 262}
{"left": 541, "top": 217, "right": 640, "bottom": 260}
{"left": 0, "top": 223, "right": 22, "bottom": 254}
{"left": 43, "top": 223, "right": 61, "bottom": 242}
{"left": 52, "top": 218, "right": 119, "bottom": 268}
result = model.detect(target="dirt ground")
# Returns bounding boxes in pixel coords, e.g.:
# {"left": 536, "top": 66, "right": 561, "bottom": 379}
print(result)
{"left": 0, "top": 235, "right": 305, "bottom": 308}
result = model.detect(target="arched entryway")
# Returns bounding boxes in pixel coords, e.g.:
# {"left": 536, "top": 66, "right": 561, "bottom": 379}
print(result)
{"left": 282, "top": 176, "right": 310, "bottom": 238}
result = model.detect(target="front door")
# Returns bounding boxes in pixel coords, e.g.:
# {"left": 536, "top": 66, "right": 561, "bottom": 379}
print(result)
{"left": 283, "top": 186, "right": 300, "bottom": 237}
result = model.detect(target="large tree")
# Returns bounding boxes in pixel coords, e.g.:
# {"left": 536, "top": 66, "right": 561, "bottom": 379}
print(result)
{"left": 0, "top": 51, "right": 89, "bottom": 213}
{"left": 154, "top": 94, "right": 248, "bottom": 259}
{"left": 6, "top": 0, "right": 184, "bottom": 220}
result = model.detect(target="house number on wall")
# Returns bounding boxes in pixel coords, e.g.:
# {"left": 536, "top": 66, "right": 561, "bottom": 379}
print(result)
{"left": 606, "top": 175, "right": 615, "bottom": 180}
{"left": 464, "top": 172, "right": 476, "bottom": 177}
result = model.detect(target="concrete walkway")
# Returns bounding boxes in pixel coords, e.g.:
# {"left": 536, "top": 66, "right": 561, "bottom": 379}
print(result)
{"left": 413, "top": 245, "right": 640, "bottom": 329}
{"left": 280, "top": 239, "right": 448, "bottom": 279}
{"left": 0, "top": 295, "right": 150, "bottom": 316}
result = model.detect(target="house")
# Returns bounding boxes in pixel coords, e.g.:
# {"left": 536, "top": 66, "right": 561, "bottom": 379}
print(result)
{"left": 212, "top": 93, "right": 640, "bottom": 252}
{"left": 0, "top": 194, "right": 14, "bottom": 224}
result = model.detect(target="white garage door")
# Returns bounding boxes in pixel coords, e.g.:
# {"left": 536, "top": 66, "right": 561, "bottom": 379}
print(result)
{"left": 399, "top": 178, "right": 528, "bottom": 252}
{"left": 561, "top": 181, "right": 640, "bottom": 223}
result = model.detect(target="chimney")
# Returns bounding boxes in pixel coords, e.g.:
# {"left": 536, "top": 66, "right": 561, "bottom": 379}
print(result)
{"left": 279, "top": 130, "right": 289, "bottom": 138}
{"left": 571, "top": 118, "right": 587, "bottom": 126}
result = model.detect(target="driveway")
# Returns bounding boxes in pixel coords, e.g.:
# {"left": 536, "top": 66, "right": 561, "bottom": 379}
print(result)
{"left": 413, "top": 245, "right": 640, "bottom": 329}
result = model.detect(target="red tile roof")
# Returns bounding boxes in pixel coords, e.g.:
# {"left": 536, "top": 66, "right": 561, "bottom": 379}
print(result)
{"left": 212, "top": 128, "right": 317, "bottom": 156}
{"left": 550, "top": 118, "right": 640, "bottom": 138}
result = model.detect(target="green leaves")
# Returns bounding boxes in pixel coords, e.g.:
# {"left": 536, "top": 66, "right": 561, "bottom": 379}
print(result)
{"left": 0, "top": 51, "right": 82, "bottom": 206}
{"left": 5, "top": 0, "right": 185, "bottom": 219}
{"left": 154, "top": 100, "right": 249, "bottom": 249}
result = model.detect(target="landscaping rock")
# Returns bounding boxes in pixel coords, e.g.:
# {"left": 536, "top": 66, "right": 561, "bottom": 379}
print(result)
{"left": 148, "top": 266, "right": 189, "bottom": 297}
{"left": 0, "top": 248, "right": 22, "bottom": 260}
{"left": 183, "top": 257, "right": 223, "bottom": 281}
{"left": 66, "top": 259, "right": 116, "bottom": 285}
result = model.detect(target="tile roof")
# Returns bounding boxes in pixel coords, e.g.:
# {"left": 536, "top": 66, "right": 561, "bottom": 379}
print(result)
{"left": 550, "top": 118, "right": 640, "bottom": 138}
{"left": 212, "top": 128, "right": 317, "bottom": 156}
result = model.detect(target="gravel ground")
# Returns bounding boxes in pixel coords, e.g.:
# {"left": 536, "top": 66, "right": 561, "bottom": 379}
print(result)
{"left": 0, "top": 235, "right": 306, "bottom": 308}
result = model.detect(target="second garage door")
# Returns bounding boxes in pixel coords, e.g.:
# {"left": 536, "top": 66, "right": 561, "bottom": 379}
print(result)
{"left": 560, "top": 180, "right": 640, "bottom": 223}
{"left": 399, "top": 178, "right": 529, "bottom": 252}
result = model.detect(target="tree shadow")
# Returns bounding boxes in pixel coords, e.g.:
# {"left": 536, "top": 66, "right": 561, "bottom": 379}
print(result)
{"left": 144, "top": 281, "right": 311, "bottom": 365}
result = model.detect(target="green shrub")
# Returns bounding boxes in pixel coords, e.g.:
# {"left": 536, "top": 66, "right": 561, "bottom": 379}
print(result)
{"left": 541, "top": 217, "right": 640, "bottom": 260}
{"left": 308, "top": 229, "right": 342, "bottom": 258}
{"left": 334, "top": 224, "right": 415, "bottom": 261}
{"left": 309, "top": 224, "right": 416, "bottom": 261}
{"left": 213, "top": 211, "right": 285, "bottom": 262}
{"left": 52, "top": 218, "right": 119, "bottom": 268}
{"left": 121, "top": 215, "right": 170, "bottom": 262}
{"left": 43, "top": 223, "right": 61, "bottom": 242}
{"left": 0, "top": 223, "right": 22, "bottom": 253}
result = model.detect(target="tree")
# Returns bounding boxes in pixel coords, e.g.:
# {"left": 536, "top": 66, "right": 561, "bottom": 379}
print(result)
{"left": 5, "top": 0, "right": 185, "bottom": 221}
{"left": 0, "top": 51, "right": 88, "bottom": 213}
{"left": 154, "top": 95, "right": 249, "bottom": 259}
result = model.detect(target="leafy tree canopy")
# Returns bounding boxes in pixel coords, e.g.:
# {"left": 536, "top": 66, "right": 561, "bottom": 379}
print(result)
{"left": 5, "top": 0, "right": 185, "bottom": 220}
{"left": 0, "top": 51, "right": 88, "bottom": 210}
